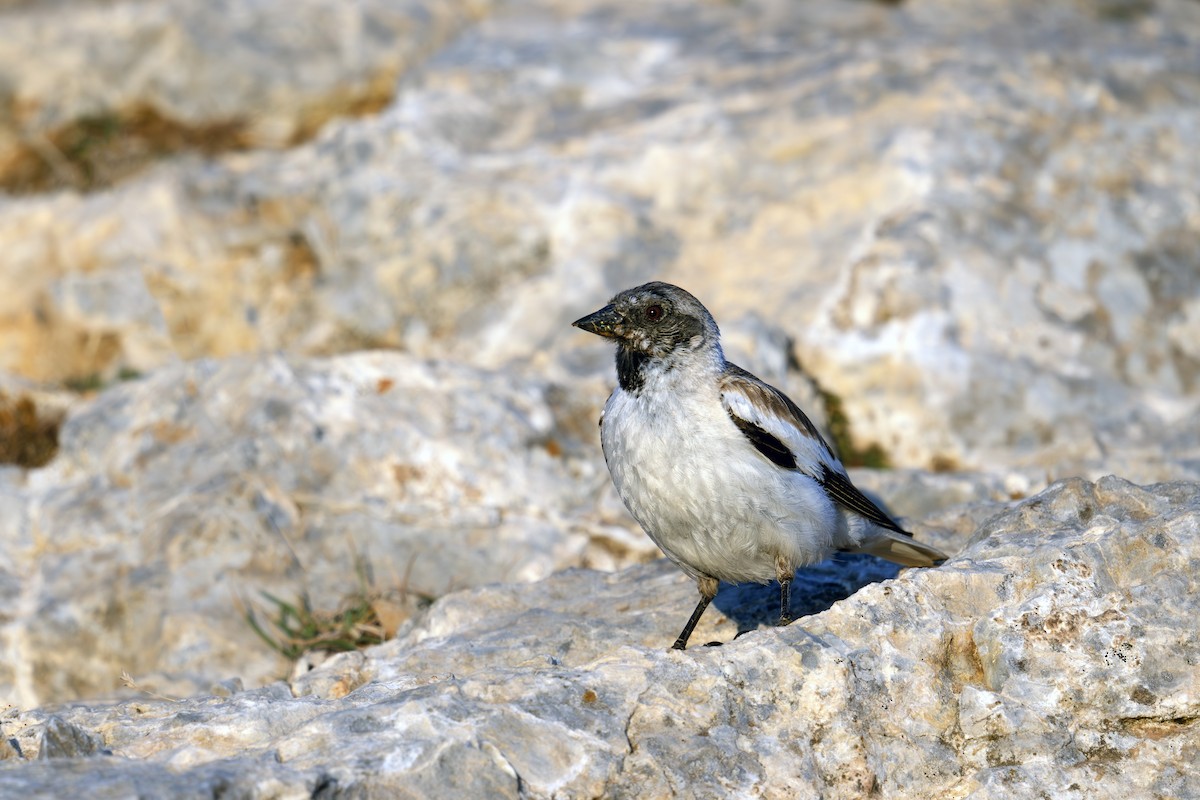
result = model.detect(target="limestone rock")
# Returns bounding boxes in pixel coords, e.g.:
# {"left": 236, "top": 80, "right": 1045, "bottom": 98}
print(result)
{"left": 36, "top": 717, "right": 108, "bottom": 760}
{"left": 0, "top": 0, "right": 1198, "bottom": 479}
{"left": 0, "top": 477, "right": 1195, "bottom": 798}
{"left": 0, "top": 0, "right": 487, "bottom": 187}
{"left": 0, "top": 350, "right": 635, "bottom": 708}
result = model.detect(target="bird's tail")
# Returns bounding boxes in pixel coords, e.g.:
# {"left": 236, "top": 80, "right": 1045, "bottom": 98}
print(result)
{"left": 846, "top": 529, "right": 948, "bottom": 568}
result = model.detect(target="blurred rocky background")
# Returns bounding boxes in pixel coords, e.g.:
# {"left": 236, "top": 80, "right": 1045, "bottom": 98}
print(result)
{"left": 1, "top": 0, "right": 1198, "bottom": 796}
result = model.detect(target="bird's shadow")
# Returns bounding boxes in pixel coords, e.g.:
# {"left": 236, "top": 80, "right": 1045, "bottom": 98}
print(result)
{"left": 710, "top": 554, "right": 902, "bottom": 634}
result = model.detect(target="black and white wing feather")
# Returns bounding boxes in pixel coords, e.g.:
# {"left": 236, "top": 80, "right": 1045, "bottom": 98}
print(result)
{"left": 718, "top": 364, "right": 911, "bottom": 537}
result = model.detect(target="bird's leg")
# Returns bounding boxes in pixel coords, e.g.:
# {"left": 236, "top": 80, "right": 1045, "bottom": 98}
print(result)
{"left": 776, "top": 555, "right": 794, "bottom": 627}
{"left": 672, "top": 575, "right": 719, "bottom": 651}
{"left": 671, "top": 597, "right": 711, "bottom": 652}
{"left": 777, "top": 580, "right": 793, "bottom": 626}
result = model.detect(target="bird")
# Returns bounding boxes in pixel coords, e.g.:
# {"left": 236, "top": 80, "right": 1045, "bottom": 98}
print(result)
{"left": 573, "top": 281, "right": 948, "bottom": 650}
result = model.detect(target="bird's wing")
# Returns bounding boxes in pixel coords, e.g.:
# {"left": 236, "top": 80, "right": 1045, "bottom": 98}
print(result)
{"left": 719, "top": 364, "right": 909, "bottom": 536}
{"left": 817, "top": 464, "right": 909, "bottom": 535}
{"left": 719, "top": 364, "right": 836, "bottom": 473}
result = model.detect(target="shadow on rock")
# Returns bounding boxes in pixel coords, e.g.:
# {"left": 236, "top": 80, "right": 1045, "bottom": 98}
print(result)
{"left": 712, "top": 554, "right": 903, "bottom": 636}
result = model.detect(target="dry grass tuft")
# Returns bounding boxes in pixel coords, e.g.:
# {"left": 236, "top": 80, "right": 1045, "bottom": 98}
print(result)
{"left": 243, "top": 558, "right": 436, "bottom": 661}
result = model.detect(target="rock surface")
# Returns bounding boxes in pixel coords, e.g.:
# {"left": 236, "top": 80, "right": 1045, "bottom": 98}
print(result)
{"left": 0, "top": 0, "right": 486, "bottom": 188}
{"left": 0, "top": 0, "right": 1197, "bottom": 479}
{"left": 0, "top": 350, "right": 642, "bottom": 708}
{"left": 1, "top": 0, "right": 1199, "bottom": 796}
{"left": 1, "top": 477, "right": 1197, "bottom": 798}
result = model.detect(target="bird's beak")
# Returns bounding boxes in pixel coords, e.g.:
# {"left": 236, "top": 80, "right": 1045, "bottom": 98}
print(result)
{"left": 572, "top": 304, "right": 622, "bottom": 338}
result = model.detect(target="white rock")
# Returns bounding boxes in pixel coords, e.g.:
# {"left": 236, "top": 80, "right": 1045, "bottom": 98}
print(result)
{"left": 0, "top": 351, "right": 622, "bottom": 707}
{"left": 0, "top": 0, "right": 1197, "bottom": 480}
{"left": 0, "top": 477, "right": 1195, "bottom": 798}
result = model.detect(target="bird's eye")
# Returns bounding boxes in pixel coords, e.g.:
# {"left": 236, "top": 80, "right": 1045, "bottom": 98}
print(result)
{"left": 645, "top": 304, "right": 664, "bottom": 321}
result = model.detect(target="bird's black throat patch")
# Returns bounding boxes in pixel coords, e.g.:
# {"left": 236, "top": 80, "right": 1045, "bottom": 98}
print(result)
{"left": 616, "top": 347, "right": 649, "bottom": 394}
{"left": 727, "top": 413, "right": 797, "bottom": 470}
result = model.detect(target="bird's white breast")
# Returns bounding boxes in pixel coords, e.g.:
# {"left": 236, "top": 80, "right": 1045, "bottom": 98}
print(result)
{"left": 600, "top": 367, "right": 842, "bottom": 584}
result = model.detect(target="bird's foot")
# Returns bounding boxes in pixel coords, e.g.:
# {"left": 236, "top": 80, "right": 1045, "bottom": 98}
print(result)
{"left": 777, "top": 614, "right": 794, "bottom": 627}
{"left": 670, "top": 639, "right": 724, "bottom": 651}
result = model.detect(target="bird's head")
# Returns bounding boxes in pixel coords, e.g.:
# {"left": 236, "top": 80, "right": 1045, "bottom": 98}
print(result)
{"left": 572, "top": 281, "right": 721, "bottom": 360}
